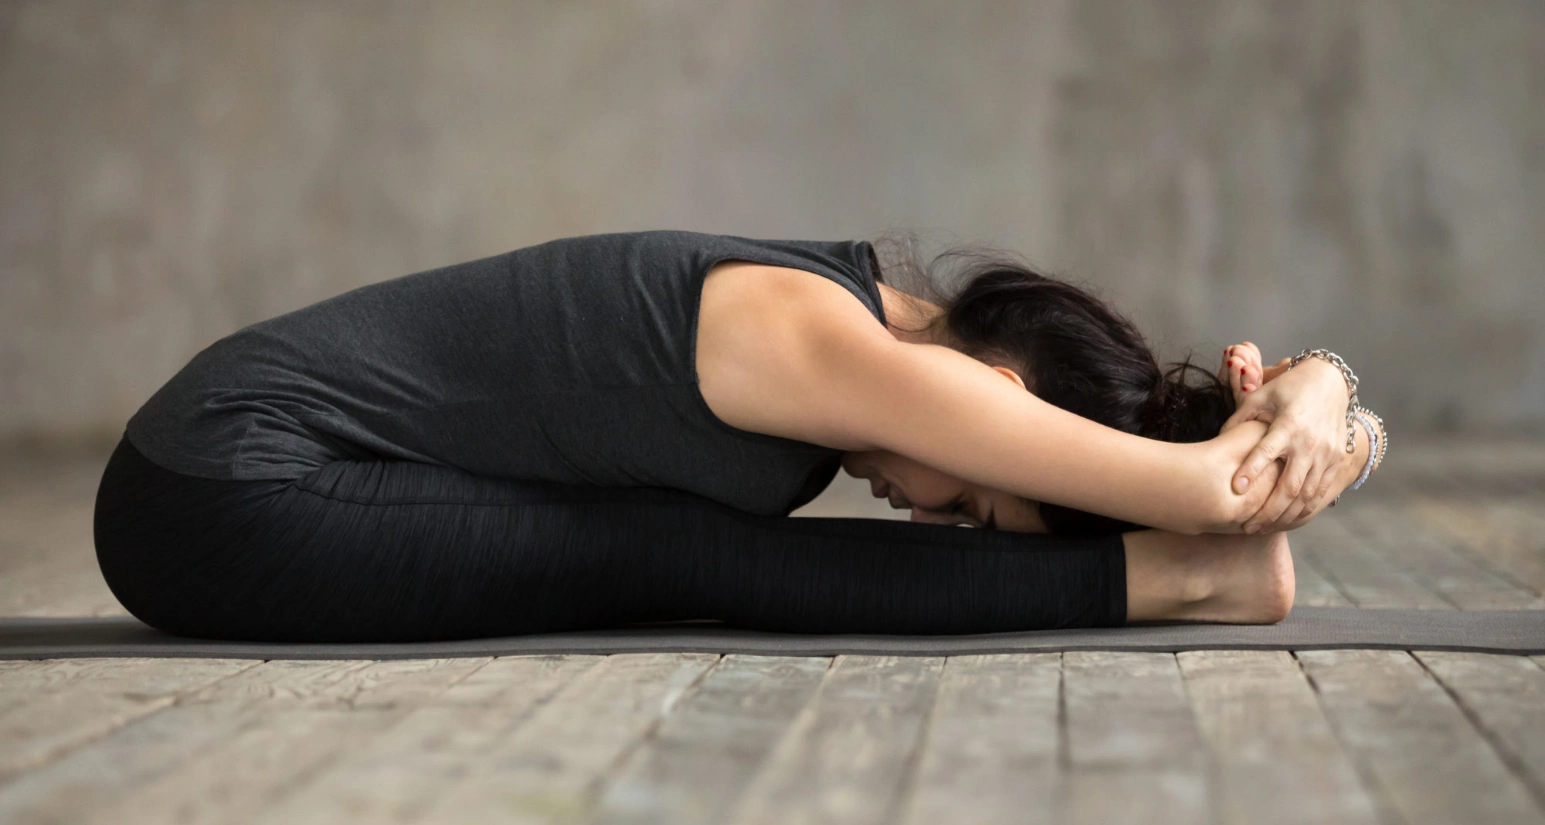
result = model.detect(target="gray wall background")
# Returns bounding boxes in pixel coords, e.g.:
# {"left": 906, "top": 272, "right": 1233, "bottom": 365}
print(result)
{"left": 2, "top": 0, "right": 1541, "bottom": 444}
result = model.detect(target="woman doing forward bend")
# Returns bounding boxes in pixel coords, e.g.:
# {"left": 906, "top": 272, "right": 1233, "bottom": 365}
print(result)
{"left": 93, "top": 230, "right": 1387, "bottom": 642}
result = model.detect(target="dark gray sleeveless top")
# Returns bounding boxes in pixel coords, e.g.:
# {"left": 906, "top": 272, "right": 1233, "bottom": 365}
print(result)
{"left": 123, "top": 230, "right": 887, "bottom": 516}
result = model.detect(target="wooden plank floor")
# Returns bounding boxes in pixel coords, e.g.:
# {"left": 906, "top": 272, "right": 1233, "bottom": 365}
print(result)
{"left": 1, "top": 436, "right": 1543, "bottom": 824}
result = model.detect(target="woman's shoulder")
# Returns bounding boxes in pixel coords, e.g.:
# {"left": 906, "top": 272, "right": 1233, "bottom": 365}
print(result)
{"left": 695, "top": 260, "right": 901, "bottom": 448}
{"left": 700, "top": 260, "right": 893, "bottom": 343}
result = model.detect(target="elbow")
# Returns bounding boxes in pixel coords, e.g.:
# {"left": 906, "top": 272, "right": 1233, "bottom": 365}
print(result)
{"left": 1151, "top": 483, "right": 1232, "bottom": 536}
{"left": 1168, "top": 480, "right": 1244, "bottom": 537}
{"left": 1187, "top": 440, "right": 1255, "bottom": 535}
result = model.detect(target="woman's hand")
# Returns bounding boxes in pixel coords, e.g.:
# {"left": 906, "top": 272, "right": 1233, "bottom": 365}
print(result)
{"left": 1219, "top": 347, "right": 1356, "bottom": 532}
{"left": 1203, "top": 418, "right": 1288, "bottom": 533}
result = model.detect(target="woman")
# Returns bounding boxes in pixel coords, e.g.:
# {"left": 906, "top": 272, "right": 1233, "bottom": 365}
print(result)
{"left": 93, "top": 229, "right": 1384, "bottom": 642}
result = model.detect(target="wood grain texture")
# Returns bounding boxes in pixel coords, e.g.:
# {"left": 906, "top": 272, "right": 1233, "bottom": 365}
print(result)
{"left": 1291, "top": 545, "right": 1354, "bottom": 607}
{"left": 1289, "top": 514, "right": 1452, "bottom": 609}
{"left": 1062, "top": 652, "right": 1208, "bottom": 825}
{"left": 590, "top": 655, "right": 832, "bottom": 825}
{"left": 725, "top": 655, "right": 945, "bottom": 825}
{"left": 1298, "top": 650, "right": 1545, "bottom": 825}
{"left": 100, "top": 657, "right": 492, "bottom": 825}
{"left": 898, "top": 653, "right": 1062, "bottom": 825}
{"left": 253, "top": 654, "right": 602, "bottom": 824}
{"left": 1177, "top": 650, "right": 1379, "bottom": 825}
{"left": 1411, "top": 499, "right": 1545, "bottom": 597}
{"left": 1340, "top": 501, "right": 1544, "bottom": 609}
{"left": 1416, "top": 651, "right": 1545, "bottom": 810}
{"left": 413, "top": 652, "right": 719, "bottom": 825}
{"left": 0, "top": 660, "right": 381, "bottom": 824}
{"left": 0, "top": 657, "right": 256, "bottom": 779}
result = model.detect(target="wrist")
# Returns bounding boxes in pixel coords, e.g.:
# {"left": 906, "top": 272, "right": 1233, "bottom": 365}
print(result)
{"left": 1338, "top": 416, "right": 1373, "bottom": 489}
{"left": 1298, "top": 356, "right": 1352, "bottom": 405}
{"left": 1289, "top": 348, "right": 1359, "bottom": 400}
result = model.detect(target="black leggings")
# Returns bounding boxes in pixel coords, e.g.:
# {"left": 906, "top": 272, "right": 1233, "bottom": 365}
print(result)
{"left": 92, "top": 433, "right": 1127, "bottom": 642}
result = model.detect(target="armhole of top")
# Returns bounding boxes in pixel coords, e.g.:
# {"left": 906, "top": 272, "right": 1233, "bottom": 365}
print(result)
{"left": 686, "top": 251, "right": 884, "bottom": 448}
{"left": 860, "top": 240, "right": 889, "bottom": 327}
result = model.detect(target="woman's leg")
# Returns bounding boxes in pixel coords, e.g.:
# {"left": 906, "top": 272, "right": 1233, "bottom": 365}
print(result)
{"left": 1123, "top": 529, "right": 1295, "bottom": 624}
{"left": 95, "top": 434, "right": 1135, "bottom": 642}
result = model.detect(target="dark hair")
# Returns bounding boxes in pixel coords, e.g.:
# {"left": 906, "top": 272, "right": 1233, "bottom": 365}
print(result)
{"left": 872, "top": 230, "right": 1235, "bottom": 535}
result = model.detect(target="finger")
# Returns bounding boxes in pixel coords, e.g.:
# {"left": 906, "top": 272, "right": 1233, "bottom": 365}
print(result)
{"left": 1282, "top": 461, "right": 1335, "bottom": 529}
{"left": 1244, "top": 351, "right": 1264, "bottom": 390}
{"left": 1243, "top": 361, "right": 1261, "bottom": 393}
{"left": 1268, "top": 497, "right": 1308, "bottom": 533}
{"left": 1269, "top": 463, "right": 1323, "bottom": 531}
{"left": 1245, "top": 454, "right": 1311, "bottom": 533}
{"left": 1302, "top": 463, "right": 1334, "bottom": 510}
{"left": 1238, "top": 457, "right": 1286, "bottom": 531}
{"left": 1287, "top": 479, "right": 1334, "bottom": 529}
{"left": 1235, "top": 347, "right": 1263, "bottom": 392}
{"left": 1238, "top": 344, "right": 1262, "bottom": 370}
{"left": 1240, "top": 342, "right": 1263, "bottom": 365}
{"left": 1257, "top": 455, "right": 1284, "bottom": 496}
{"left": 1233, "top": 424, "right": 1292, "bottom": 494}
{"left": 1224, "top": 349, "right": 1254, "bottom": 405}
{"left": 1219, "top": 346, "right": 1236, "bottom": 385}
{"left": 1281, "top": 466, "right": 1323, "bottom": 526}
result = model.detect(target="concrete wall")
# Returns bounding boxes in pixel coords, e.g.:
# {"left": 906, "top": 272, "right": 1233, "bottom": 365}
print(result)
{"left": 2, "top": 0, "right": 1541, "bottom": 442}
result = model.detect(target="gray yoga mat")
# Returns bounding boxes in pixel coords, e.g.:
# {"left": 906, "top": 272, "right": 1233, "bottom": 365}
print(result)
{"left": 2, "top": 607, "right": 1543, "bottom": 659}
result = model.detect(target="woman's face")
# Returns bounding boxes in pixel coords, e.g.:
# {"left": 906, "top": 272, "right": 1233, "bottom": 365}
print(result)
{"left": 839, "top": 450, "right": 1048, "bottom": 532}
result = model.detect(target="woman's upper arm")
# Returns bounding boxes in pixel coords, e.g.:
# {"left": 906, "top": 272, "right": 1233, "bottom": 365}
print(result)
{"left": 809, "top": 326, "right": 1237, "bottom": 532}
{"left": 698, "top": 267, "right": 1279, "bottom": 537}
{"left": 699, "top": 267, "right": 1250, "bottom": 533}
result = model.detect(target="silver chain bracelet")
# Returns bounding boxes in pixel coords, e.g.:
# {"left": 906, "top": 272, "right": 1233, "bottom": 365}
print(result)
{"left": 1286, "top": 348, "right": 1359, "bottom": 453}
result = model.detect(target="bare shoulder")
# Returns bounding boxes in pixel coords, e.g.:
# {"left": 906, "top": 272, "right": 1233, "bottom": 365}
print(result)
{"left": 696, "top": 261, "right": 895, "bottom": 448}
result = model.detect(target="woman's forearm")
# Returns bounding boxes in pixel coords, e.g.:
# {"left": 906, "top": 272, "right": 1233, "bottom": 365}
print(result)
{"left": 786, "top": 324, "right": 1280, "bottom": 535}
{"left": 887, "top": 352, "right": 1277, "bottom": 534}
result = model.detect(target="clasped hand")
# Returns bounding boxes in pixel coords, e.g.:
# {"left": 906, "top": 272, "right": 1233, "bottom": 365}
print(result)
{"left": 1216, "top": 342, "right": 1354, "bottom": 533}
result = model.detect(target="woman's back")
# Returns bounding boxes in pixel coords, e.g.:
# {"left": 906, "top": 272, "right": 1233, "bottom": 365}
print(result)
{"left": 124, "top": 230, "right": 888, "bottom": 515}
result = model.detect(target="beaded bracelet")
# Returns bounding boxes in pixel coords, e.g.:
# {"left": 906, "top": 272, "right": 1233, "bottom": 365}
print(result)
{"left": 1354, "top": 403, "right": 1386, "bottom": 469}
{"left": 1329, "top": 407, "right": 1386, "bottom": 507}
{"left": 1349, "top": 412, "right": 1379, "bottom": 490}
{"left": 1331, "top": 415, "right": 1375, "bottom": 507}
{"left": 1286, "top": 348, "right": 1360, "bottom": 454}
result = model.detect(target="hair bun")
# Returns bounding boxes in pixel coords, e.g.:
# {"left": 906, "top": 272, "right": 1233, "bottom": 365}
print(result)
{"left": 1144, "top": 356, "right": 1233, "bottom": 443}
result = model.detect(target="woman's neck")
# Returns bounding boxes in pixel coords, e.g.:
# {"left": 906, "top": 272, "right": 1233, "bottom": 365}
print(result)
{"left": 878, "top": 282, "right": 947, "bottom": 346}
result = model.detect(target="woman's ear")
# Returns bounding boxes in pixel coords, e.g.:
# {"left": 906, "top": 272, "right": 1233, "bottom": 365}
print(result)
{"left": 990, "top": 365, "right": 1027, "bottom": 391}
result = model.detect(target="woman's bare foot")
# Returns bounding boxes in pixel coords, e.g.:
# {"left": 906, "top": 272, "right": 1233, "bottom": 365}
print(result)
{"left": 1122, "top": 529, "right": 1295, "bottom": 624}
